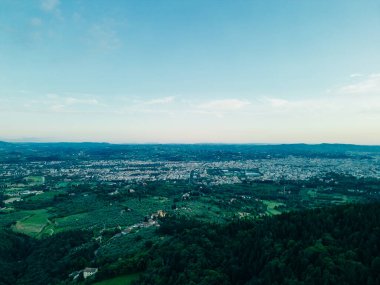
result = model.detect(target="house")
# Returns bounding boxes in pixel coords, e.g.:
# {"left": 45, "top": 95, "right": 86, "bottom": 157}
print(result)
{"left": 157, "top": 210, "right": 166, "bottom": 218}
{"left": 83, "top": 267, "right": 98, "bottom": 279}
{"left": 182, "top": 193, "right": 190, "bottom": 200}
{"left": 151, "top": 210, "right": 166, "bottom": 219}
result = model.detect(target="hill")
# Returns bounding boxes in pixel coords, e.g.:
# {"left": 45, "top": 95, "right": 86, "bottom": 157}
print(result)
{"left": 136, "top": 203, "right": 380, "bottom": 285}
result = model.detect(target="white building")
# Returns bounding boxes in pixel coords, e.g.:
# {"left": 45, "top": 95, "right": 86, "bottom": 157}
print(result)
{"left": 83, "top": 267, "right": 98, "bottom": 279}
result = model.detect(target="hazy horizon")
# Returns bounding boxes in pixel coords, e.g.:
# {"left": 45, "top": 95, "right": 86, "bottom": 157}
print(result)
{"left": 1, "top": 0, "right": 380, "bottom": 144}
{"left": 2, "top": 139, "right": 380, "bottom": 147}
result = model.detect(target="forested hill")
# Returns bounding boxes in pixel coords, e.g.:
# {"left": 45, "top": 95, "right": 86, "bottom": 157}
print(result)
{"left": 1, "top": 203, "right": 380, "bottom": 284}
{"left": 137, "top": 203, "right": 380, "bottom": 285}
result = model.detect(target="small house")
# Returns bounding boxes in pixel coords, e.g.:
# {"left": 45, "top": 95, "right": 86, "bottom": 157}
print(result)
{"left": 83, "top": 267, "right": 98, "bottom": 279}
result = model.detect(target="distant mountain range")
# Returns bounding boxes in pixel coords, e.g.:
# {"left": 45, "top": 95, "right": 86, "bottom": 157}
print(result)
{"left": 1, "top": 141, "right": 379, "bottom": 163}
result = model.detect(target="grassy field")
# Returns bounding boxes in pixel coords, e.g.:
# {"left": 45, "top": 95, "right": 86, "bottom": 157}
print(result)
{"left": 177, "top": 198, "right": 227, "bottom": 222}
{"left": 262, "top": 200, "right": 285, "bottom": 215}
{"left": 0, "top": 210, "right": 35, "bottom": 227}
{"left": 96, "top": 227, "right": 159, "bottom": 259}
{"left": 93, "top": 273, "right": 140, "bottom": 285}
{"left": 25, "top": 190, "right": 64, "bottom": 202}
{"left": 304, "top": 189, "right": 361, "bottom": 206}
{"left": 11, "top": 209, "right": 51, "bottom": 237}
{"left": 55, "top": 182, "right": 70, "bottom": 188}
{"left": 25, "top": 176, "right": 45, "bottom": 185}
{"left": 122, "top": 196, "right": 171, "bottom": 216}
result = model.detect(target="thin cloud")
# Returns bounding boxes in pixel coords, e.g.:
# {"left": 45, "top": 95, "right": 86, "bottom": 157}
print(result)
{"left": 89, "top": 19, "right": 123, "bottom": 50}
{"left": 30, "top": 18, "right": 43, "bottom": 27}
{"left": 350, "top": 73, "right": 363, "bottom": 78}
{"left": 197, "top": 99, "right": 251, "bottom": 111}
{"left": 262, "top": 92, "right": 380, "bottom": 118}
{"left": 64, "top": 97, "right": 99, "bottom": 106}
{"left": 265, "top": 98, "right": 289, "bottom": 108}
{"left": 144, "top": 96, "right": 175, "bottom": 105}
{"left": 43, "top": 94, "right": 99, "bottom": 106}
{"left": 43, "top": 94, "right": 102, "bottom": 113}
{"left": 339, "top": 74, "right": 380, "bottom": 94}
{"left": 41, "top": 0, "right": 60, "bottom": 12}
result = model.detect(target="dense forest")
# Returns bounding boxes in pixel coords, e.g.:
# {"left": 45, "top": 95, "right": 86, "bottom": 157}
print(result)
{"left": 1, "top": 203, "right": 380, "bottom": 284}
{"left": 0, "top": 230, "right": 95, "bottom": 285}
{"left": 136, "top": 203, "right": 380, "bottom": 285}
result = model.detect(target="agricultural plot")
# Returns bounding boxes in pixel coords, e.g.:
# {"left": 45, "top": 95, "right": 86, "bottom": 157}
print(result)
{"left": 121, "top": 196, "right": 172, "bottom": 218}
{"left": 25, "top": 190, "right": 64, "bottom": 202}
{"left": 4, "top": 187, "right": 24, "bottom": 195}
{"left": 11, "top": 209, "right": 51, "bottom": 237}
{"left": 216, "top": 182, "right": 282, "bottom": 198}
{"left": 0, "top": 210, "right": 35, "bottom": 227}
{"left": 175, "top": 198, "right": 228, "bottom": 222}
{"left": 93, "top": 273, "right": 140, "bottom": 285}
{"left": 52, "top": 194, "right": 107, "bottom": 216}
{"left": 96, "top": 227, "right": 159, "bottom": 259}
{"left": 305, "top": 189, "right": 362, "bottom": 206}
{"left": 262, "top": 200, "right": 285, "bottom": 215}
{"left": 52, "top": 206, "right": 133, "bottom": 233}
{"left": 25, "top": 176, "right": 45, "bottom": 185}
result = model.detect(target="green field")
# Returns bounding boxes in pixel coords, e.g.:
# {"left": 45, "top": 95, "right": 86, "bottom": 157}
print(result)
{"left": 11, "top": 209, "right": 51, "bottom": 237}
{"left": 176, "top": 198, "right": 227, "bottom": 222}
{"left": 93, "top": 273, "right": 140, "bottom": 285}
{"left": 25, "top": 190, "right": 64, "bottom": 202}
{"left": 304, "top": 189, "right": 361, "bottom": 205}
{"left": 0, "top": 210, "right": 36, "bottom": 227}
{"left": 55, "top": 182, "right": 70, "bottom": 188}
{"left": 121, "top": 196, "right": 171, "bottom": 216}
{"left": 25, "top": 176, "right": 45, "bottom": 185}
{"left": 262, "top": 200, "right": 285, "bottom": 215}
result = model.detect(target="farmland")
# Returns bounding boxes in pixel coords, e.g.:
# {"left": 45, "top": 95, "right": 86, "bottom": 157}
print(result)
{"left": 93, "top": 273, "right": 140, "bottom": 285}
{"left": 11, "top": 209, "right": 51, "bottom": 237}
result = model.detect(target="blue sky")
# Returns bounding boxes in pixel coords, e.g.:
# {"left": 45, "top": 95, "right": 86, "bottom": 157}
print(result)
{"left": 1, "top": 0, "right": 380, "bottom": 144}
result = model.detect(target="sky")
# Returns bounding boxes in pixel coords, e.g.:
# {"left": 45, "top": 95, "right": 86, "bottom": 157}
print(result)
{"left": 0, "top": 0, "right": 380, "bottom": 144}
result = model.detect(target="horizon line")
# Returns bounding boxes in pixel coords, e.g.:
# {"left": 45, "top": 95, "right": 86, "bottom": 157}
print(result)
{"left": 1, "top": 140, "right": 380, "bottom": 147}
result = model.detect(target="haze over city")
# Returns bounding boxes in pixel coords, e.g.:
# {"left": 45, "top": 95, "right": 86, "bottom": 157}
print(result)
{"left": 1, "top": 0, "right": 380, "bottom": 144}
